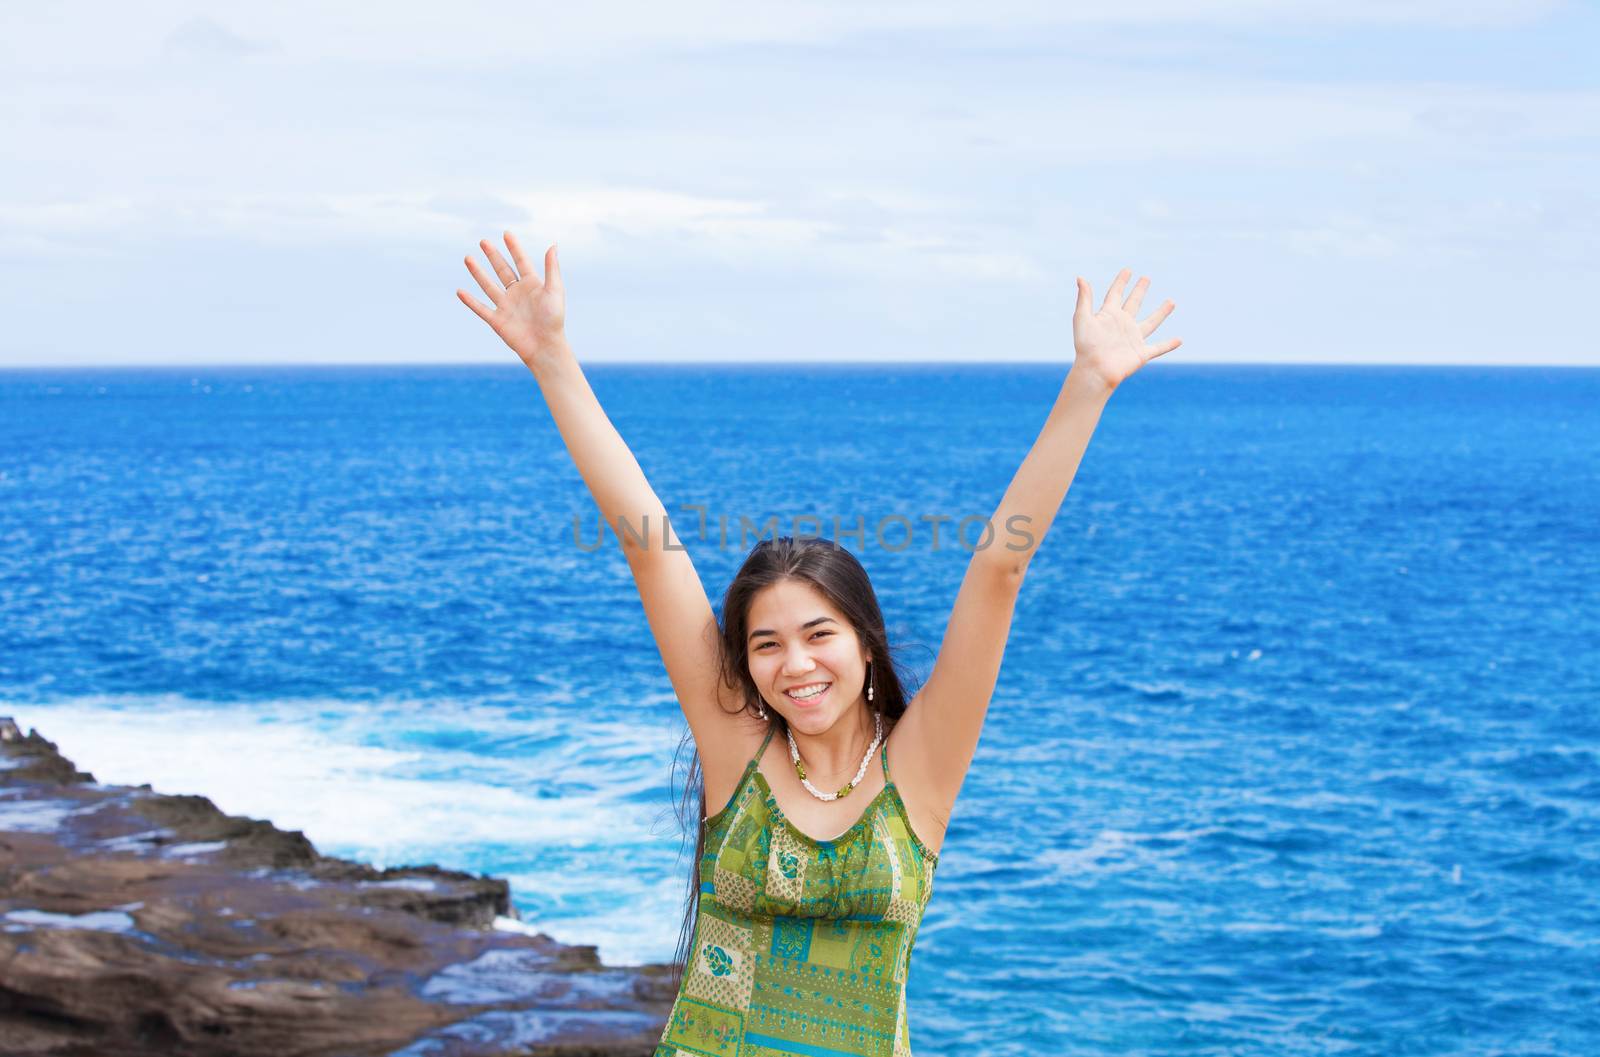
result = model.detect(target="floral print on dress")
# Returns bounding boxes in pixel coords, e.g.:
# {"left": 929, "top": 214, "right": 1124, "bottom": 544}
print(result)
{"left": 702, "top": 943, "right": 733, "bottom": 977}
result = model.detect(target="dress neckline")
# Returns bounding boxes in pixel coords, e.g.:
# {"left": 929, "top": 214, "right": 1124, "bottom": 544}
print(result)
{"left": 704, "top": 733, "right": 939, "bottom": 863}
{"left": 750, "top": 764, "right": 899, "bottom": 846}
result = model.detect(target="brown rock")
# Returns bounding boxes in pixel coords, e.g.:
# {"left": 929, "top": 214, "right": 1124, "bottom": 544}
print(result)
{"left": 0, "top": 718, "right": 678, "bottom": 1056}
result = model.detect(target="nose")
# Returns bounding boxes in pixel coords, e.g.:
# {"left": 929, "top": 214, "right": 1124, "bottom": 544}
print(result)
{"left": 779, "top": 642, "right": 816, "bottom": 677}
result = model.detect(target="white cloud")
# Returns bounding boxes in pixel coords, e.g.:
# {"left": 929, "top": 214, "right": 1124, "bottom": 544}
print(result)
{"left": 160, "top": 15, "right": 280, "bottom": 60}
{"left": 0, "top": 1, "right": 1593, "bottom": 365}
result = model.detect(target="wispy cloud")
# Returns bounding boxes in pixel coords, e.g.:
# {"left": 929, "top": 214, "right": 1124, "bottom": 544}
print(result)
{"left": 160, "top": 16, "right": 281, "bottom": 60}
{"left": 3, "top": 2, "right": 1571, "bottom": 73}
{"left": 0, "top": 1, "right": 1593, "bottom": 365}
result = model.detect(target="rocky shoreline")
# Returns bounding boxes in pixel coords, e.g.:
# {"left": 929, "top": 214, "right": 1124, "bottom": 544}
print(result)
{"left": 0, "top": 718, "right": 677, "bottom": 1056}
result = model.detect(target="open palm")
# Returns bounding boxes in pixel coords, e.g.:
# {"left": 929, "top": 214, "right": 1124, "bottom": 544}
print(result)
{"left": 457, "top": 232, "right": 567, "bottom": 371}
{"left": 1073, "top": 268, "right": 1181, "bottom": 393}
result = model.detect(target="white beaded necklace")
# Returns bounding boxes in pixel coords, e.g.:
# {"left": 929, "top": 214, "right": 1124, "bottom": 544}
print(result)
{"left": 786, "top": 711, "right": 884, "bottom": 802}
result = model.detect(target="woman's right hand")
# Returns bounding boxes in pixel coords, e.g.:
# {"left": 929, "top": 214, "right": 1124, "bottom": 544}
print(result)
{"left": 457, "top": 232, "right": 567, "bottom": 372}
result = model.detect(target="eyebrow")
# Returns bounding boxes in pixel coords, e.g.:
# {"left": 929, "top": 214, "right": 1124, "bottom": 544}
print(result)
{"left": 748, "top": 616, "right": 838, "bottom": 643}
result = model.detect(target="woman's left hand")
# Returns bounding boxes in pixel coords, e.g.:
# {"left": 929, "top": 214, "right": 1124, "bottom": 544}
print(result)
{"left": 1072, "top": 268, "right": 1182, "bottom": 394}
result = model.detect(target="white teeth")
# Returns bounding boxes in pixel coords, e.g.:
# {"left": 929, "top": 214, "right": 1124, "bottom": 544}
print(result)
{"left": 787, "top": 683, "right": 829, "bottom": 700}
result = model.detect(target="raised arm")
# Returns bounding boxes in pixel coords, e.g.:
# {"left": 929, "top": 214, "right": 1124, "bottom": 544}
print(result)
{"left": 457, "top": 234, "right": 746, "bottom": 777}
{"left": 896, "top": 269, "right": 1182, "bottom": 832}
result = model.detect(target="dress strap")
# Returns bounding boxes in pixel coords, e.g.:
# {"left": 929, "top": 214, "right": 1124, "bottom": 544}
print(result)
{"left": 881, "top": 735, "right": 892, "bottom": 784}
{"left": 705, "top": 724, "right": 780, "bottom": 824}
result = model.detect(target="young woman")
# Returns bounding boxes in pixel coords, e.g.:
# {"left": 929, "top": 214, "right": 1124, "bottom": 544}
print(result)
{"left": 457, "top": 234, "right": 1180, "bottom": 1056}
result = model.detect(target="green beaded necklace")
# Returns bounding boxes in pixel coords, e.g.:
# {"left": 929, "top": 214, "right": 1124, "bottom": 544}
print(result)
{"left": 786, "top": 710, "right": 884, "bottom": 802}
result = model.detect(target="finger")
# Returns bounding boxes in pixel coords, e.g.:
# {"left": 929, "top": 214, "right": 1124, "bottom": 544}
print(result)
{"left": 478, "top": 238, "right": 520, "bottom": 287}
{"left": 464, "top": 255, "right": 504, "bottom": 306}
{"left": 1139, "top": 299, "right": 1176, "bottom": 337}
{"left": 545, "top": 243, "right": 563, "bottom": 290}
{"left": 1100, "top": 268, "right": 1132, "bottom": 313}
{"left": 1074, "top": 277, "right": 1092, "bottom": 317}
{"left": 457, "top": 287, "right": 496, "bottom": 326}
{"left": 504, "top": 230, "right": 535, "bottom": 280}
{"left": 1123, "top": 276, "right": 1150, "bottom": 316}
{"left": 1147, "top": 337, "right": 1182, "bottom": 359}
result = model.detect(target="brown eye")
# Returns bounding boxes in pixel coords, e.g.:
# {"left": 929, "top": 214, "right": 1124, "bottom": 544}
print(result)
{"left": 755, "top": 631, "right": 832, "bottom": 650}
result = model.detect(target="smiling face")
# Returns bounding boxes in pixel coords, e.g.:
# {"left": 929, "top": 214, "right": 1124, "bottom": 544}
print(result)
{"left": 745, "top": 579, "right": 872, "bottom": 736}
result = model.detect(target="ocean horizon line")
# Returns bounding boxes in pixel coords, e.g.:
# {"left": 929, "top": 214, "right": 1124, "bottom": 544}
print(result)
{"left": 3, "top": 359, "right": 1597, "bottom": 372}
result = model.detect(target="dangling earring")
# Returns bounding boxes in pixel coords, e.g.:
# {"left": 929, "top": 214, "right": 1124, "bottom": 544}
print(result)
{"left": 866, "top": 660, "right": 874, "bottom": 702}
{"left": 756, "top": 697, "right": 768, "bottom": 720}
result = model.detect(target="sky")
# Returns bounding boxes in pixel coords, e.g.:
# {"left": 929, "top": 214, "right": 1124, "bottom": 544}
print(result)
{"left": 2, "top": 1, "right": 1596, "bottom": 367}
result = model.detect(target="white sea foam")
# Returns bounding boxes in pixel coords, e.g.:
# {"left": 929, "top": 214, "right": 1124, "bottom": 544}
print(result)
{"left": 0, "top": 796, "right": 84, "bottom": 832}
{"left": 2, "top": 693, "right": 694, "bottom": 966}
{"left": 3, "top": 695, "right": 681, "bottom": 856}
{"left": 497, "top": 860, "right": 690, "bottom": 967}
{"left": 360, "top": 877, "right": 440, "bottom": 891}
{"left": 500, "top": 913, "right": 681, "bottom": 969}
{"left": 491, "top": 914, "right": 547, "bottom": 936}
{"left": 4, "top": 908, "right": 139, "bottom": 934}
{"left": 163, "top": 840, "right": 229, "bottom": 858}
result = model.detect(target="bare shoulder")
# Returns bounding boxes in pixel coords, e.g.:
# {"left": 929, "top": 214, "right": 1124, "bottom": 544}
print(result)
{"left": 698, "top": 704, "right": 774, "bottom": 820}
{"left": 886, "top": 691, "right": 960, "bottom": 858}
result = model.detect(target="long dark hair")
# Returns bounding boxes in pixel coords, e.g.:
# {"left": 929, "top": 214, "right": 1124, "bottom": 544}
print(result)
{"left": 665, "top": 535, "right": 922, "bottom": 990}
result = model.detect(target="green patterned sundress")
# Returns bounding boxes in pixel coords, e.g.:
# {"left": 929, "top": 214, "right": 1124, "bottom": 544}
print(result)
{"left": 655, "top": 723, "right": 940, "bottom": 1057}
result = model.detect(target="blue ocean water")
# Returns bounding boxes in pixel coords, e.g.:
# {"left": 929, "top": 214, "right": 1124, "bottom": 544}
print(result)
{"left": 1, "top": 362, "right": 1597, "bottom": 1056}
